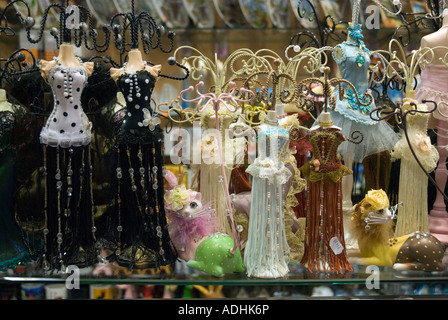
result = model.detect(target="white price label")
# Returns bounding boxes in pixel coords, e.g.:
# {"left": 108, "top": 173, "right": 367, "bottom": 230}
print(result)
{"left": 329, "top": 236, "right": 344, "bottom": 255}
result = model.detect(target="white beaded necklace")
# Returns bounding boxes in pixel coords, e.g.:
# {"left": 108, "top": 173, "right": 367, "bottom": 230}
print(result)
{"left": 123, "top": 61, "right": 147, "bottom": 103}
{"left": 53, "top": 56, "right": 83, "bottom": 103}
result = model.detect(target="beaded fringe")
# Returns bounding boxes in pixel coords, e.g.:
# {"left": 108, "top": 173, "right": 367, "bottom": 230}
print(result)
{"left": 394, "top": 158, "right": 430, "bottom": 237}
{"left": 301, "top": 178, "right": 353, "bottom": 274}
{"left": 40, "top": 144, "right": 97, "bottom": 271}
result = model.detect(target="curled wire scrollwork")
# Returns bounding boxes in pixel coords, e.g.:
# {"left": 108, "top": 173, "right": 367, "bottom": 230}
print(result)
{"left": 346, "top": 130, "right": 364, "bottom": 145}
{"left": 158, "top": 98, "right": 201, "bottom": 125}
{"left": 398, "top": 0, "right": 444, "bottom": 30}
{"left": 293, "top": 0, "right": 347, "bottom": 49}
{"left": 0, "top": 0, "right": 31, "bottom": 36}
{"left": 295, "top": 75, "right": 373, "bottom": 114}
{"left": 0, "top": 48, "right": 38, "bottom": 88}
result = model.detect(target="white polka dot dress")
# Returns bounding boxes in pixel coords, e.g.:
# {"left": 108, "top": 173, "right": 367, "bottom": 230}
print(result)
{"left": 40, "top": 64, "right": 91, "bottom": 148}
{"left": 37, "top": 60, "right": 97, "bottom": 271}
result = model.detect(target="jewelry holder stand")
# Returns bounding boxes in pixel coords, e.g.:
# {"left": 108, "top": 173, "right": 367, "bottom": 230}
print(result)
{"left": 372, "top": 39, "right": 448, "bottom": 240}
{"left": 172, "top": 47, "right": 277, "bottom": 237}
{"left": 172, "top": 45, "right": 326, "bottom": 239}
{"left": 179, "top": 81, "right": 255, "bottom": 255}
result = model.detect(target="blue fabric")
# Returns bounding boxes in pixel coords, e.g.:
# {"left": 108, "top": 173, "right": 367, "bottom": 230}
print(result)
{"left": 313, "top": 28, "right": 399, "bottom": 163}
{"left": 331, "top": 40, "right": 376, "bottom": 125}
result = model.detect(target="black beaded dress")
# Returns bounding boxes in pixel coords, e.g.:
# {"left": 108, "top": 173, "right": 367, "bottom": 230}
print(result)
{"left": 109, "top": 66, "right": 177, "bottom": 269}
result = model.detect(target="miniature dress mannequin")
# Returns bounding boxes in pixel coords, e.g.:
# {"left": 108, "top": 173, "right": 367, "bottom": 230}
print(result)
{"left": 199, "top": 105, "right": 236, "bottom": 236}
{"left": 300, "top": 111, "right": 353, "bottom": 274}
{"left": 109, "top": 48, "right": 177, "bottom": 269}
{"left": 38, "top": 43, "right": 97, "bottom": 270}
{"left": 244, "top": 110, "right": 291, "bottom": 278}
{"left": 324, "top": 24, "right": 399, "bottom": 211}
{"left": 415, "top": 9, "right": 448, "bottom": 242}
{"left": 0, "top": 89, "right": 31, "bottom": 271}
{"left": 391, "top": 94, "right": 439, "bottom": 236}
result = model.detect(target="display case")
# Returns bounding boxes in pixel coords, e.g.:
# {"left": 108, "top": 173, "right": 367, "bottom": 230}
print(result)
{"left": 1, "top": 0, "right": 448, "bottom": 301}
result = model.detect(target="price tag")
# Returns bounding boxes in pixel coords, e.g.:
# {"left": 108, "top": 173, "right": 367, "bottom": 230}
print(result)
{"left": 329, "top": 236, "right": 344, "bottom": 255}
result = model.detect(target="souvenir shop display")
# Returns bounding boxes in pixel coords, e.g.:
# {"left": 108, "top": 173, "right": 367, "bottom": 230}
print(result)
{"left": 4, "top": 0, "right": 448, "bottom": 300}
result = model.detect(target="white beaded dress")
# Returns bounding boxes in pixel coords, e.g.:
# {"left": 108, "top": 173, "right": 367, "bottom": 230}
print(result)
{"left": 244, "top": 122, "right": 291, "bottom": 278}
{"left": 391, "top": 102, "right": 439, "bottom": 236}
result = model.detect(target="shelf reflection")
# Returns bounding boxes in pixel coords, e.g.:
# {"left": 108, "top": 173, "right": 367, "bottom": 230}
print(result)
{"left": 2, "top": 262, "right": 448, "bottom": 286}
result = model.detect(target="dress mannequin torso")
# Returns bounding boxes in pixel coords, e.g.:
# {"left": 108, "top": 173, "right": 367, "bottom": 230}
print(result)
{"left": 420, "top": 9, "right": 448, "bottom": 66}
{"left": 319, "top": 23, "right": 399, "bottom": 218}
{"left": 39, "top": 43, "right": 94, "bottom": 147}
{"left": 107, "top": 48, "right": 176, "bottom": 269}
{"left": 244, "top": 110, "right": 292, "bottom": 278}
{"left": 110, "top": 49, "right": 161, "bottom": 132}
{"left": 37, "top": 43, "right": 98, "bottom": 270}
{"left": 299, "top": 111, "right": 353, "bottom": 273}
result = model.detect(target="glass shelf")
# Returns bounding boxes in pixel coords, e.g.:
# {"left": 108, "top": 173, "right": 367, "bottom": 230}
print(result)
{"left": 3, "top": 262, "right": 448, "bottom": 287}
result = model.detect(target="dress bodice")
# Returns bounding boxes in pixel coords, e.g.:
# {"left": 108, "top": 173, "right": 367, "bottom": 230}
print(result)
{"left": 299, "top": 127, "right": 352, "bottom": 183}
{"left": 118, "top": 70, "right": 157, "bottom": 131}
{"left": 419, "top": 66, "right": 448, "bottom": 94}
{"left": 246, "top": 124, "right": 291, "bottom": 184}
{"left": 0, "top": 111, "right": 14, "bottom": 152}
{"left": 391, "top": 103, "right": 438, "bottom": 172}
{"left": 333, "top": 41, "right": 371, "bottom": 94}
{"left": 406, "top": 103, "right": 431, "bottom": 132}
{"left": 40, "top": 64, "right": 91, "bottom": 147}
{"left": 332, "top": 40, "right": 376, "bottom": 122}
{"left": 257, "top": 124, "right": 290, "bottom": 164}
{"left": 308, "top": 127, "right": 345, "bottom": 172}
{"left": 415, "top": 66, "right": 448, "bottom": 121}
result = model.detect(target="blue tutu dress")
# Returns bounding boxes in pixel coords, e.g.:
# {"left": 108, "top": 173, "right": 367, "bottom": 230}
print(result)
{"left": 317, "top": 25, "right": 399, "bottom": 163}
